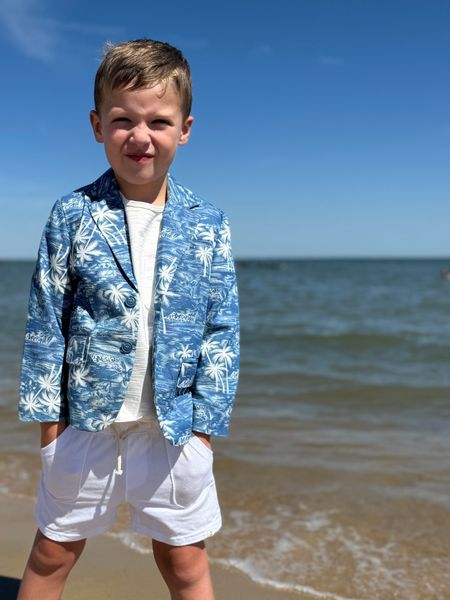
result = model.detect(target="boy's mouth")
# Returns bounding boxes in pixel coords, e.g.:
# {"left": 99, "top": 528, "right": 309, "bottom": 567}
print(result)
{"left": 126, "top": 153, "right": 153, "bottom": 163}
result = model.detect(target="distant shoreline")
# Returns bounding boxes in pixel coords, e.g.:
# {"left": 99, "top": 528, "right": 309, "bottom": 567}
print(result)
{"left": 3, "top": 256, "right": 450, "bottom": 262}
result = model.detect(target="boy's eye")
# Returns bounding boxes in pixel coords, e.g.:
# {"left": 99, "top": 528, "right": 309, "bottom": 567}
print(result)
{"left": 112, "top": 117, "right": 131, "bottom": 123}
{"left": 152, "top": 119, "right": 171, "bottom": 126}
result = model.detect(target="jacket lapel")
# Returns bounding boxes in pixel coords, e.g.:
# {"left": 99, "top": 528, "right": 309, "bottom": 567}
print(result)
{"left": 153, "top": 175, "right": 202, "bottom": 333}
{"left": 83, "top": 170, "right": 138, "bottom": 291}
{"left": 82, "top": 170, "right": 201, "bottom": 308}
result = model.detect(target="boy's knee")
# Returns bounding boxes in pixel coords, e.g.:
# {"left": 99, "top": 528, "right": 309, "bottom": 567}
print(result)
{"left": 170, "top": 557, "right": 207, "bottom": 588}
{"left": 28, "top": 531, "right": 85, "bottom": 577}
{"left": 153, "top": 540, "right": 209, "bottom": 588}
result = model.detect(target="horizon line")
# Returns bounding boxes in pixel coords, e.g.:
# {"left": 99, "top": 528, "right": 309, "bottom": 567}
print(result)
{"left": 2, "top": 255, "right": 450, "bottom": 262}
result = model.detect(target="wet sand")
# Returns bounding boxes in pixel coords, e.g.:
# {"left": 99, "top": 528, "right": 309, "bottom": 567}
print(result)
{"left": 0, "top": 495, "right": 301, "bottom": 600}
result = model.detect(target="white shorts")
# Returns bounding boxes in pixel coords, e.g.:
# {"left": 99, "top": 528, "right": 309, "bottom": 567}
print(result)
{"left": 35, "top": 419, "right": 221, "bottom": 546}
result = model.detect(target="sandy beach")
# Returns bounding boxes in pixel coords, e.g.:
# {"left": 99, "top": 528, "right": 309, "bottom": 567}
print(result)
{"left": 1, "top": 494, "right": 301, "bottom": 600}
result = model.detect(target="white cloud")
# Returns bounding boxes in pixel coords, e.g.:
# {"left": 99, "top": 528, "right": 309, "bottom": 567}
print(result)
{"left": 0, "top": 0, "right": 54, "bottom": 61}
{"left": 318, "top": 55, "right": 344, "bottom": 66}
{"left": 0, "top": 0, "right": 124, "bottom": 61}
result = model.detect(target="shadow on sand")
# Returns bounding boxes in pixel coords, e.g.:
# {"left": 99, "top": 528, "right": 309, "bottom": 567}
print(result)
{"left": 0, "top": 576, "right": 20, "bottom": 598}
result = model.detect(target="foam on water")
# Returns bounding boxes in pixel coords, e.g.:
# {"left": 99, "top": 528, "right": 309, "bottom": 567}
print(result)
{"left": 214, "top": 557, "right": 359, "bottom": 600}
{"left": 105, "top": 517, "right": 359, "bottom": 599}
{"left": 106, "top": 530, "right": 152, "bottom": 556}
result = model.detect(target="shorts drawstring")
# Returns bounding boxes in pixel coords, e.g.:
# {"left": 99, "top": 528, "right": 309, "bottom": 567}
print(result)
{"left": 110, "top": 426, "right": 123, "bottom": 475}
{"left": 110, "top": 419, "right": 156, "bottom": 475}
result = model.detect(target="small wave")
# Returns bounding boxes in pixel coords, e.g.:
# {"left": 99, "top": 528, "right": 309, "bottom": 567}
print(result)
{"left": 214, "top": 557, "right": 359, "bottom": 600}
{"left": 106, "top": 530, "right": 152, "bottom": 555}
{"left": 105, "top": 515, "right": 358, "bottom": 599}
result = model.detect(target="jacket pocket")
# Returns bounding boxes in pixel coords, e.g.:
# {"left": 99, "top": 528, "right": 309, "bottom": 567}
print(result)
{"left": 86, "top": 336, "right": 129, "bottom": 372}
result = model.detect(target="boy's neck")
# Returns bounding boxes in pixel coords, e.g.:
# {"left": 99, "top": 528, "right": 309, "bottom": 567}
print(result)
{"left": 116, "top": 173, "right": 168, "bottom": 206}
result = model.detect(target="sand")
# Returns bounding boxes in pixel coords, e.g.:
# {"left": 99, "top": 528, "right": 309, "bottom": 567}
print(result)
{"left": 1, "top": 495, "right": 300, "bottom": 599}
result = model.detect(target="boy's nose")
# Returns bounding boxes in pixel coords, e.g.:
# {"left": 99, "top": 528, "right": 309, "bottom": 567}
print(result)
{"left": 129, "top": 123, "right": 152, "bottom": 147}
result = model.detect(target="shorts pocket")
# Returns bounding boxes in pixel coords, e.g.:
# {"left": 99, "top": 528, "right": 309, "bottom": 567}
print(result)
{"left": 165, "top": 435, "right": 214, "bottom": 508}
{"left": 40, "top": 424, "right": 70, "bottom": 452}
{"left": 40, "top": 426, "right": 93, "bottom": 501}
{"left": 190, "top": 433, "right": 214, "bottom": 458}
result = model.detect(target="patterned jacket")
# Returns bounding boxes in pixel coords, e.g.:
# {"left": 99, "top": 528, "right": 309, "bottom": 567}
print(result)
{"left": 18, "top": 169, "right": 240, "bottom": 445}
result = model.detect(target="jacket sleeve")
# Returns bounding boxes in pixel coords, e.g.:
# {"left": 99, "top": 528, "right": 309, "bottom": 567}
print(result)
{"left": 191, "top": 212, "right": 240, "bottom": 436}
{"left": 18, "top": 198, "right": 75, "bottom": 423}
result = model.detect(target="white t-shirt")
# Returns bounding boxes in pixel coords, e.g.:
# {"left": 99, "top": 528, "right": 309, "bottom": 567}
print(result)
{"left": 114, "top": 194, "right": 164, "bottom": 422}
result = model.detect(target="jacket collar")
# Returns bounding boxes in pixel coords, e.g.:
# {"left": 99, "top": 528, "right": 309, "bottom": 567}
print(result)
{"left": 83, "top": 169, "right": 201, "bottom": 295}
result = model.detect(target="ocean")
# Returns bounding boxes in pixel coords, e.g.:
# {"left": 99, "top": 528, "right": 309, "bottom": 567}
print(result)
{"left": 2, "top": 258, "right": 450, "bottom": 599}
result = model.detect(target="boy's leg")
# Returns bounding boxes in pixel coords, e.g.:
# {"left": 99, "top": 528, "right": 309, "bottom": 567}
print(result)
{"left": 17, "top": 529, "right": 86, "bottom": 600}
{"left": 152, "top": 539, "right": 215, "bottom": 600}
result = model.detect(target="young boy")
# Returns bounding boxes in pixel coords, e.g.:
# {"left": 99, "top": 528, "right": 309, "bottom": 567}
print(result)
{"left": 17, "top": 39, "right": 239, "bottom": 600}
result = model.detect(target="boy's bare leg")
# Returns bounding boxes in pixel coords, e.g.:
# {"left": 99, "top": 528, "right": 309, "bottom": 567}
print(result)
{"left": 152, "top": 539, "right": 215, "bottom": 600}
{"left": 18, "top": 529, "right": 86, "bottom": 600}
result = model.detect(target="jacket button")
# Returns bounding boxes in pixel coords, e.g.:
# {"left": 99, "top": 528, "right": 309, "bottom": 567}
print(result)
{"left": 124, "top": 296, "right": 136, "bottom": 308}
{"left": 120, "top": 342, "right": 133, "bottom": 354}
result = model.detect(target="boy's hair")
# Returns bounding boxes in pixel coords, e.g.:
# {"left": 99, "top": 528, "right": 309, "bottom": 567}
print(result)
{"left": 94, "top": 39, "right": 192, "bottom": 120}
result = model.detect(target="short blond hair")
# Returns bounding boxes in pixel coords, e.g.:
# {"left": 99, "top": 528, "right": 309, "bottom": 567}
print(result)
{"left": 94, "top": 39, "right": 192, "bottom": 120}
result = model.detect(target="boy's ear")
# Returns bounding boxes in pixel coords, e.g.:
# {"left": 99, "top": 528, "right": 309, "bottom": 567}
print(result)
{"left": 90, "top": 110, "right": 104, "bottom": 143}
{"left": 178, "top": 116, "right": 194, "bottom": 146}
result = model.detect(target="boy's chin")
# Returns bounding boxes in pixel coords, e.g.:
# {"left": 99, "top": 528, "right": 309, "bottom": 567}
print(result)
{"left": 114, "top": 170, "right": 169, "bottom": 198}
{"left": 116, "top": 169, "right": 167, "bottom": 185}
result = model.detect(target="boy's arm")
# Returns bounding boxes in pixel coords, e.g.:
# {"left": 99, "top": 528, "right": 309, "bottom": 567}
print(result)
{"left": 19, "top": 198, "right": 75, "bottom": 424}
{"left": 191, "top": 212, "right": 240, "bottom": 437}
{"left": 40, "top": 421, "right": 67, "bottom": 449}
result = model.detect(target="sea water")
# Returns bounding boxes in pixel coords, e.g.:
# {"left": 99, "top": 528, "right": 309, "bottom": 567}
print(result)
{"left": 2, "top": 259, "right": 450, "bottom": 599}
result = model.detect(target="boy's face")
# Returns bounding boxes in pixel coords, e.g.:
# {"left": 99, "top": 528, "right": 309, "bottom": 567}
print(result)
{"left": 90, "top": 81, "right": 193, "bottom": 202}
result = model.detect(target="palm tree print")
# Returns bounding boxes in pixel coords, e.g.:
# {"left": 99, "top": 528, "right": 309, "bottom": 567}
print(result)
{"left": 92, "top": 414, "right": 116, "bottom": 429}
{"left": 37, "top": 366, "right": 61, "bottom": 397}
{"left": 200, "top": 339, "right": 218, "bottom": 364}
{"left": 156, "top": 281, "right": 177, "bottom": 307}
{"left": 73, "top": 221, "right": 92, "bottom": 246}
{"left": 49, "top": 244, "right": 69, "bottom": 274}
{"left": 77, "top": 241, "right": 102, "bottom": 266}
{"left": 211, "top": 340, "right": 235, "bottom": 393}
{"left": 204, "top": 361, "right": 227, "bottom": 392}
{"left": 195, "top": 245, "right": 213, "bottom": 276}
{"left": 104, "top": 283, "right": 129, "bottom": 308}
{"left": 217, "top": 240, "right": 232, "bottom": 261}
{"left": 37, "top": 268, "right": 50, "bottom": 294}
{"left": 92, "top": 204, "right": 126, "bottom": 244}
{"left": 91, "top": 205, "right": 125, "bottom": 244}
{"left": 120, "top": 310, "right": 139, "bottom": 332}
{"left": 157, "top": 259, "right": 177, "bottom": 285}
{"left": 50, "top": 271, "right": 70, "bottom": 294}
{"left": 97, "top": 218, "right": 124, "bottom": 243}
{"left": 221, "top": 221, "right": 231, "bottom": 243}
{"left": 195, "top": 224, "right": 215, "bottom": 242}
{"left": 41, "top": 391, "right": 61, "bottom": 412}
{"left": 70, "top": 365, "right": 93, "bottom": 388}
{"left": 22, "top": 392, "right": 40, "bottom": 416}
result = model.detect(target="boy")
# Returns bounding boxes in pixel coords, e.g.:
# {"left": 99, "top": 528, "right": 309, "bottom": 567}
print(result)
{"left": 17, "top": 39, "right": 239, "bottom": 600}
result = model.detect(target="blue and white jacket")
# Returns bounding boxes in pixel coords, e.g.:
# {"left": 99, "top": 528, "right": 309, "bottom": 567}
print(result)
{"left": 18, "top": 169, "right": 240, "bottom": 445}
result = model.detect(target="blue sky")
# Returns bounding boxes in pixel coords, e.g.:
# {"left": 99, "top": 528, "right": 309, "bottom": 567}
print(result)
{"left": 1, "top": 0, "right": 450, "bottom": 259}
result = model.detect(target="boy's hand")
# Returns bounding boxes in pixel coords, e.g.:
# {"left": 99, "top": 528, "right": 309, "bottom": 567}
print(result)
{"left": 193, "top": 431, "right": 212, "bottom": 451}
{"left": 40, "top": 422, "right": 67, "bottom": 449}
